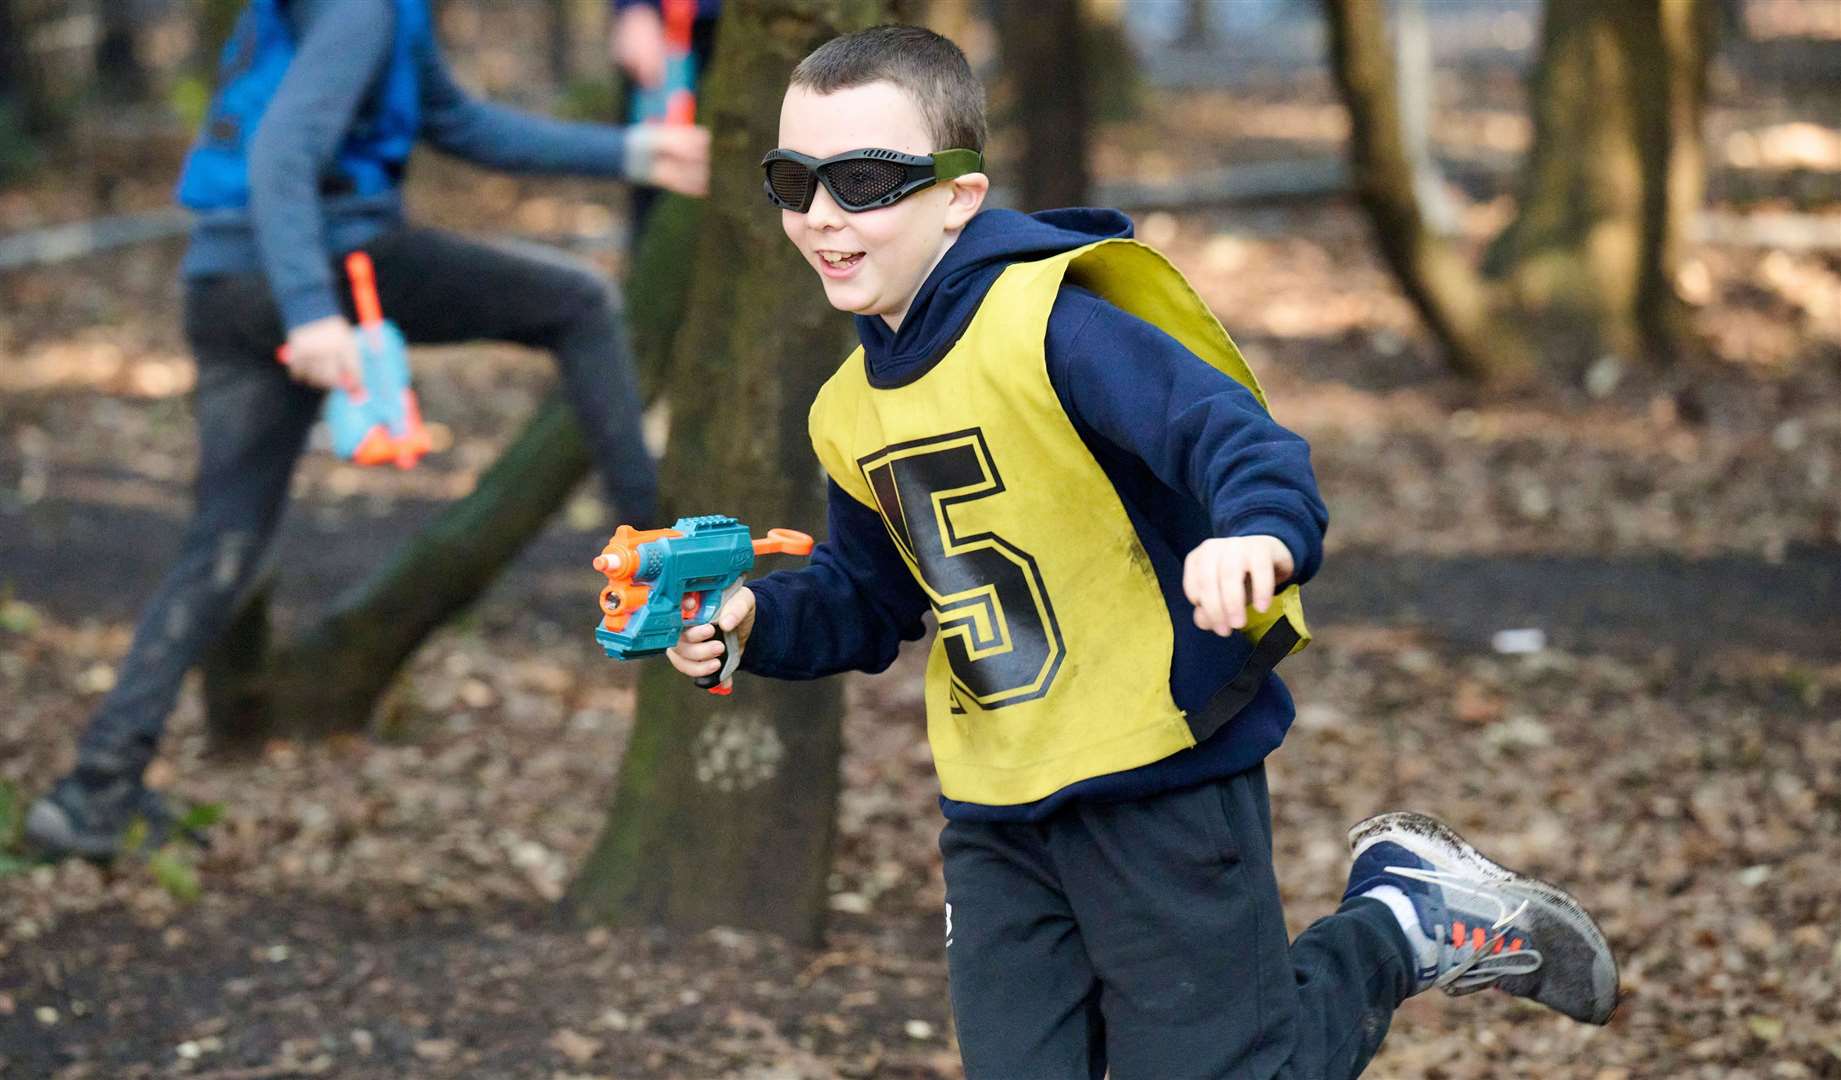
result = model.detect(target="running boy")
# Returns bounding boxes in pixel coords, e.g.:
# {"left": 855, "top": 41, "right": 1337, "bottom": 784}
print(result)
{"left": 26, "top": 0, "right": 708, "bottom": 859}
{"left": 669, "top": 26, "right": 1617, "bottom": 1079}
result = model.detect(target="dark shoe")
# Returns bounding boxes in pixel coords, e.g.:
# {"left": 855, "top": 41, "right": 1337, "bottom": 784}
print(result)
{"left": 1345, "top": 811, "right": 1620, "bottom": 1025}
{"left": 23, "top": 771, "right": 174, "bottom": 861}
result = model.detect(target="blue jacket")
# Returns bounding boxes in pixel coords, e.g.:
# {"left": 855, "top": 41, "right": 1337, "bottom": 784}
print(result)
{"left": 742, "top": 208, "right": 1329, "bottom": 821}
{"left": 176, "top": 0, "right": 428, "bottom": 213}
{"left": 178, "top": 0, "right": 637, "bottom": 331}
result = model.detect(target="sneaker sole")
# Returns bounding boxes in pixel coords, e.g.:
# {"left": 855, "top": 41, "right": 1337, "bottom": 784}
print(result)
{"left": 1348, "top": 810, "right": 1620, "bottom": 1025}
{"left": 23, "top": 800, "right": 121, "bottom": 861}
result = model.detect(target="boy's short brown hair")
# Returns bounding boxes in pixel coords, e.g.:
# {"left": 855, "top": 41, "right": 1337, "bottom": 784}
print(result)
{"left": 789, "top": 25, "right": 987, "bottom": 153}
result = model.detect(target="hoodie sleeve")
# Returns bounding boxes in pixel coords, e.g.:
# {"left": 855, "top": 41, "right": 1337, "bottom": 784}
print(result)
{"left": 739, "top": 479, "right": 932, "bottom": 680}
{"left": 1044, "top": 288, "right": 1330, "bottom": 586}
{"left": 417, "top": 39, "right": 634, "bottom": 177}
{"left": 247, "top": 0, "right": 394, "bottom": 330}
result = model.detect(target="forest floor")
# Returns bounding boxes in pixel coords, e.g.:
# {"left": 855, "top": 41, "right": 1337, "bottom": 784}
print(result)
{"left": 4, "top": 56, "right": 1841, "bottom": 1079}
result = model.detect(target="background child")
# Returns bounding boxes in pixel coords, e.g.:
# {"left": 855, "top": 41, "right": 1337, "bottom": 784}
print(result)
{"left": 668, "top": 25, "right": 1616, "bottom": 1078}
{"left": 608, "top": 0, "right": 721, "bottom": 239}
{"left": 25, "top": 0, "right": 708, "bottom": 861}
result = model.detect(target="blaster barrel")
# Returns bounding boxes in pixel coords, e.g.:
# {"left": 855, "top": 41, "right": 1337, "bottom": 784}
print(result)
{"left": 346, "top": 251, "right": 384, "bottom": 328}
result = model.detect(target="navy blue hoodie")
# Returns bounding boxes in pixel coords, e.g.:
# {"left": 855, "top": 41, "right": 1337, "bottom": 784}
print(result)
{"left": 741, "top": 208, "right": 1329, "bottom": 821}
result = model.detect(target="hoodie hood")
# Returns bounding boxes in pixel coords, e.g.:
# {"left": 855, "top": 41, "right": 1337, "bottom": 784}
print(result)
{"left": 856, "top": 207, "right": 1133, "bottom": 387}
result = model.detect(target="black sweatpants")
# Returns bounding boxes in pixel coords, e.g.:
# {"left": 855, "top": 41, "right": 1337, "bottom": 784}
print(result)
{"left": 77, "top": 226, "right": 655, "bottom": 777}
{"left": 942, "top": 765, "right": 1417, "bottom": 1080}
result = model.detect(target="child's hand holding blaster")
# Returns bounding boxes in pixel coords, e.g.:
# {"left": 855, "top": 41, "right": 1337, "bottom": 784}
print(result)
{"left": 666, "top": 585, "right": 757, "bottom": 692}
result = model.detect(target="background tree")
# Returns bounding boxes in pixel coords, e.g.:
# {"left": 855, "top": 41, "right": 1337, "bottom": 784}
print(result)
{"left": 96, "top": 1, "right": 155, "bottom": 106}
{"left": 1485, "top": 0, "right": 1716, "bottom": 366}
{"left": 0, "top": 0, "right": 61, "bottom": 150}
{"left": 570, "top": 0, "right": 901, "bottom": 945}
{"left": 1324, "top": 0, "right": 1717, "bottom": 385}
{"left": 200, "top": 390, "right": 601, "bottom": 748}
{"left": 995, "top": 0, "right": 1090, "bottom": 210}
{"left": 187, "top": 0, "right": 245, "bottom": 86}
{"left": 0, "top": 1, "right": 30, "bottom": 173}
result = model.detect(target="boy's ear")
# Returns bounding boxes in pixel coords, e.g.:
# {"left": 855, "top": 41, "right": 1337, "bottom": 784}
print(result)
{"left": 943, "top": 172, "right": 989, "bottom": 230}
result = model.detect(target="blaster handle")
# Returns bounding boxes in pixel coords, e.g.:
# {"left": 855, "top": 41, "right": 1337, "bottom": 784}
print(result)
{"left": 345, "top": 251, "right": 384, "bottom": 328}
{"left": 691, "top": 577, "right": 747, "bottom": 695}
{"left": 692, "top": 635, "right": 738, "bottom": 695}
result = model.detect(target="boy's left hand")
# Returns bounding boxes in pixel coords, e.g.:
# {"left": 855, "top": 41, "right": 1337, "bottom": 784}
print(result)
{"left": 1184, "top": 535, "right": 1294, "bottom": 636}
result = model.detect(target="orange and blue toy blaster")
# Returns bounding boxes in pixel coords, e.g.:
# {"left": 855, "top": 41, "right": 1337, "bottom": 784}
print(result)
{"left": 627, "top": 0, "right": 699, "bottom": 126}
{"left": 280, "top": 251, "right": 432, "bottom": 469}
{"left": 594, "top": 515, "right": 814, "bottom": 694}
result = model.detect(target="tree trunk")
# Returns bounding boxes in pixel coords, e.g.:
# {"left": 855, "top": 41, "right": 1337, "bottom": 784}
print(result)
{"left": 203, "top": 391, "right": 593, "bottom": 744}
{"left": 0, "top": 2, "right": 23, "bottom": 101}
{"left": 626, "top": 193, "right": 703, "bottom": 397}
{"left": 1642, "top": 0, "right": 1716, "bottom": 361}
{"left": 1485, "top": 0, "right": 1713, "bottom": 365}
{"left": 0, "top": 0, "right": 62, "bottom": 141}
{"left": 569, "top": 0, "right": 894, "bottom": 947}
{"left": 194, "top": 0, "right": 246, "bottom": 72}
{"left": 1324, "top": 0, "right": 1711, "bottom": 383}
{"left": 1324, "top": 0, "right": 1537, "bottom": 385}
{"left": 96, "top": 1, "right": 153, "bottom": 105}
{"left": 0, "top": 2, "right": 26, "bottom": 160}
{"left": 996, "top": 0, "right": 1090, "bottom": 211}
{"left": 1394, "top": 0, "right": 1457, "bottom": 236}
{"left": 548, "top": 0, "right": 575, "bottom": 89}
{"left": 1180, "top": 0, "right": 1212, "bottom": 48}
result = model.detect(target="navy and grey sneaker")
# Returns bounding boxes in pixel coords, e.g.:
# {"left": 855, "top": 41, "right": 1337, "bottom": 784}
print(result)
{"left": 1344, "top": 811, "right": 1620, "bottom": 1026}
{"left": 23, "top": 771, "right": 175, "bottom": 861}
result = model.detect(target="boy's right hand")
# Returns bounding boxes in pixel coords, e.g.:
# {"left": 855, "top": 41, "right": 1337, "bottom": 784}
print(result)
{"left": 282, "top": 315, "right": 361, "bottom": 392}
{"left": 665, "top": 585, "right": 756, "bottom": 688}
{"left": 610, "top": 3, "right": 667, "bottom": 89}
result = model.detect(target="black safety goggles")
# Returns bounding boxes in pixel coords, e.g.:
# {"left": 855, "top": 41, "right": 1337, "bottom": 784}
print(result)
{"left": 761, "top": 147, "right": 984, "bottom": 213}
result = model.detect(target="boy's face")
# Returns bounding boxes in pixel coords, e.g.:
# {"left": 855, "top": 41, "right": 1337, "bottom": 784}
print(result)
{"left": 777, "top": 81, "right": 987, "bottom": 331}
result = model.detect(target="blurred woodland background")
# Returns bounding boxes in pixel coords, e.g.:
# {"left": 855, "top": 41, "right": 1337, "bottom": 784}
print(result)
{"left": 3, "top": 0, "right": 1841, "bottom": 1077}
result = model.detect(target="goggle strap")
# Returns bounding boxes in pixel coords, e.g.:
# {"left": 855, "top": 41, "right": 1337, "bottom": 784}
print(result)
{"left": 931, "top": 148, "right": 984, "bottom": 183}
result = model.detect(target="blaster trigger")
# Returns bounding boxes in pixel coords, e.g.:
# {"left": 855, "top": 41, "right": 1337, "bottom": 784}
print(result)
{"left": 694, "top": 578, "right": 747, "bottom": 694}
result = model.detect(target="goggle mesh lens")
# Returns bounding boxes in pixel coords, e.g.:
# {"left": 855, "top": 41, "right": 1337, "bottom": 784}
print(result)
{"left": 766, "top": 159, "right": 815, "bottom": 208}
{"left": 823, "top": 158, "right": 910, "bottom": 206}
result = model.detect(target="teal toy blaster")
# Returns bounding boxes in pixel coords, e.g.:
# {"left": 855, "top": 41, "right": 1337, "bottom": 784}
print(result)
{"left": 628, "top": 0, "right": 698, "bottom": 126}
{"left": 278, "top": 251, "right": 431, "bottom": 468}
{"left": 593, "top": 515, "right": 814, "bottom": 693}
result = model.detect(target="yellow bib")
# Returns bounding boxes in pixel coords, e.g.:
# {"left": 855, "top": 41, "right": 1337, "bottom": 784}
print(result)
{"left": 809, "top": 238, "right": 1309, "bottom": 805}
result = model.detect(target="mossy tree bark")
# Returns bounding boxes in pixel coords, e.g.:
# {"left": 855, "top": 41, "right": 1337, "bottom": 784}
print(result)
{"left": 569, "top": 0, "right": 898, "bottom": 947}
{"left": 0, "top": 0, "right": 63, "bottom": 142}
{"left": 1325, "top": 0, "right": 1714, "bottom": 383}
{"left": 996, "top": 0, "right": 1090, "bottom": 211}
{"left": 1486, "top": 0, "right": 1715, "bottom": 364}
{"left": 1326, "top": 0, "right": 1537, "bottom": 386}
{"left": 96, "top": 2, "right": 153, "bottom": 106}
{"left": 203, "top": 393, "right": 595, "bottom": 745}
{"left": 193, "top": 0, "right": 247, "bottom": 75}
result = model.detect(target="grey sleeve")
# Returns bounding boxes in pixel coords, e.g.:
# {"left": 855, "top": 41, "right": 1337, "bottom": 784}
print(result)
{"left": 417, "top": 45, "right": 633, "bottom": 177}
{"left": 247, "top": 0, "right": 396, "bottom": 330}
